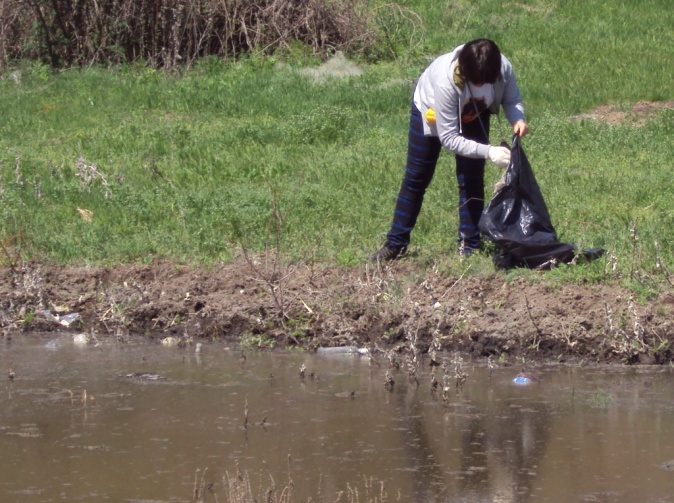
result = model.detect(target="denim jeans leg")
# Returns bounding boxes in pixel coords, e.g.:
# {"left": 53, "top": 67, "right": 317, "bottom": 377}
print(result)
{"left": 386, "top": 104, "right": 442, "bottom": 248}
{"left": 455, "top": 112, "right": 490, "bottom": 251}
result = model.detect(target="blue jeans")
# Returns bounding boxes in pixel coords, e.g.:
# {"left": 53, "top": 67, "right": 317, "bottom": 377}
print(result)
{"left": 386, "top": 103, "right": 490, "bottom": 251}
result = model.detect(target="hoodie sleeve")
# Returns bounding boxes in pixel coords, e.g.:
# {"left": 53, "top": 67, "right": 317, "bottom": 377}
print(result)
{"left": 499, "top": 56, "right": 526, "bottom": 125}
{"left": 433, "top": 70, "right": 491, "bottom": 159}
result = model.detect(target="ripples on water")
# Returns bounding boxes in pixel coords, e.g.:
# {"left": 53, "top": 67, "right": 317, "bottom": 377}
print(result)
{"left": 2, "top": 335, "right": 674, "bottom": 502}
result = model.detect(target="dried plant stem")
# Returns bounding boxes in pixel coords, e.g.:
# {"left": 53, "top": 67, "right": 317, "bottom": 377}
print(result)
{"left": 523, "top": 292, "right": 543, "bottom": 349}
{"left": 4, "top": 0, "right": 376, "bottom": 69}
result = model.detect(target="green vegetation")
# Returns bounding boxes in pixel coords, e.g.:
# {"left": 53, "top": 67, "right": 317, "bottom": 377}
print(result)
{"left": 1, "top": 1, "right": 673, "bottom": 294}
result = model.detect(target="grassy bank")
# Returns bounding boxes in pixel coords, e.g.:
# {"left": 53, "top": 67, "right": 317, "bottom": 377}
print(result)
{"left": 1, "top": 0, "right": 673, "bottom": 294}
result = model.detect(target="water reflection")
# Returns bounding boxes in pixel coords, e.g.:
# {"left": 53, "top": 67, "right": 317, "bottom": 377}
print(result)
{"left": 2, "top": 336, "right": 674, "bottom": 502}
{"left": 378, "top": 368, "right": 553, "bottom": 503}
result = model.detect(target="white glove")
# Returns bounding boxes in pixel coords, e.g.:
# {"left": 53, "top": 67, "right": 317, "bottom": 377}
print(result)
{"left": 488, "top": 146, "right": 511, "bottom": 168}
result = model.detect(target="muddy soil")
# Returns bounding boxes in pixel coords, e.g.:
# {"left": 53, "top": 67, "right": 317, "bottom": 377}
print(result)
{"left": 570, "top": 100, "right": 674, "bottom": 126}
{"left": 2, "top": 257, "right": 673, "bottom": 366}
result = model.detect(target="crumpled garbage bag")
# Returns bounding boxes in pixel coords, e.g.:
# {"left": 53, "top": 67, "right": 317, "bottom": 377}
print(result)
{"left": 478, "top": 135, "right": 604, "bottom": 270}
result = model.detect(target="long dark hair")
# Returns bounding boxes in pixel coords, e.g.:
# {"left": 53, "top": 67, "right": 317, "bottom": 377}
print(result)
{"left": 458, "top": 39, "right": 502, "bottom": 84}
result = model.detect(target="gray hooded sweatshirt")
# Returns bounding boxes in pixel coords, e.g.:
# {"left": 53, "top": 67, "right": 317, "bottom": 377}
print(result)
{"left": 413, "top": 44, "right": 526, "bottom": 160}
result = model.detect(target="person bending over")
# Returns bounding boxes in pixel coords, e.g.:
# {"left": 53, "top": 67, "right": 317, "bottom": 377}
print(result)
{"left": 370, "top": 38, "right": 529, "bottom": 261}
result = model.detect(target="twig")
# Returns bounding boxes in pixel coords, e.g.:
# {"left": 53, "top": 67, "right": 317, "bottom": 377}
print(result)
{"left": 438, "top": 266, "right": 471, "bottom": 301}
{"left": 524, "top": 292, "right": 543, "bottom": 349}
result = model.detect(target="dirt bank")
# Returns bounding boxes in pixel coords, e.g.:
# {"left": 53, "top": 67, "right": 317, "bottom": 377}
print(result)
{"left": 1, "top": 258, "right": 673, "bottom": 365}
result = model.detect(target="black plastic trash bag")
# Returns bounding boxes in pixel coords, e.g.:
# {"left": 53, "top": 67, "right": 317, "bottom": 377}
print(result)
{"left": 478, "top": 135, "right": 603, "bottom": 270}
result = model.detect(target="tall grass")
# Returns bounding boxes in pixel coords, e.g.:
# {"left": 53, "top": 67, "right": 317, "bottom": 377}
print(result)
{"left": 0, "top": 0, "right": 673, "bottom": 292}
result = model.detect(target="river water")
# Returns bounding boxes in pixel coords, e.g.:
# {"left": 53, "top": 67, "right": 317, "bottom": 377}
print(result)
{"left": 1, "top": 335, "right": 674, "bottom": 502}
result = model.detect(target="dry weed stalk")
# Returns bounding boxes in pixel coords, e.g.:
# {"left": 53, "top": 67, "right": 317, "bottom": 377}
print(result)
{"left": 193, "top": 468, "right": 210, "bottom": 502}
{"left": 197, "top": 465, "right": 397, "bottom": 502}
{"left": 654, "top": 240, "right": 673, "bottom": 285}
{"left": 368, "top": 344, "right": 393, "bottom": 374}
{"left": 3, "top": 257, "right": 46, "bottom": 315}
{"left": 242, "top": 249, "right": 298, "bottom": 321}
{"left": 629, "top": 218, "right": 639, "bottom": 282}
{"left": 222, "top": 465, "right": 258, "bottom": 503}
{"left": 364, "top": 260, "right": 397, "bottom": 304}
{"left": 451, "top": 352, "right": 467, "bottom": 391}
{"left": 437, "top": 267, "right": 470, "bottom": 301}
{"left": 96, "top": 280, "right": 149, "bottom": 340}
{"left": 603, "top": 296, "right": 646, "bottom": 358}
{"left": 430, "top": 371, "right": 438, "bottom": 395}
{"left": 523, "top": 292, "right": 543, "bottom": 350}
{"left": 5, "top": 0, "right": 374, "bottom": 69}
{"left": 244, "top": 395, "right": 249, "bottom": 429}
{"left": 440, "top": 361, "right": 452, "bottom": 404}
{"left": 559, "top": 320, "right": 583, "bottom": 350}
{"left": 428, "top": 293, "right": 450, "bottom": 367}
{"left": 403, "top": 303, "right": 421, "bottom": 387}
{"left": 487, "top": 355, "right": 496, "bottom": 377}
{"left": 428, "top": 325, "right": 442, "bottom": 367}
{"left": 341, "top": 476, "right": 395, "bottom": 503}
{"left": 239, "top": 173, "right": 308, "bottom": 323}
{"left": 627, "top": 297, "right": 645, "bottom": 342}
{"left": 604, "top": 250, "right": 618, "bottom": 276}
{"left": 65, "top": 388, "right": 91, "bottom": 408}
{"left": 14, "top": 151, "right": 23, "bottom": 186}
{"left": 384, "top": 370, "right": 395, "bottom": 391}
{"left": 371, "top": 3, "right": 424, "bottom": 59}
{"left": 0, "top": 308, "right": 17, "bottom": 337}
{"left": 75, "top": 156, "right": 112, "bottom": 198}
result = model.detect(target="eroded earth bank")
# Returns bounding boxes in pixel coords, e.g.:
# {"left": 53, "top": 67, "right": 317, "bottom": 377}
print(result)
{"left": 2, "top": 258, "right": 673, "bottom": 366}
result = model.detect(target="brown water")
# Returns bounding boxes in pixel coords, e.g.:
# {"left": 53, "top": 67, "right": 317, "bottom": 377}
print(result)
{"left": 1, "top": 335, "right": 674, "bottom": 502}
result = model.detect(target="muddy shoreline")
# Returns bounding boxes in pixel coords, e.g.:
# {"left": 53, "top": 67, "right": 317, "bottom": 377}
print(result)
{"left": 2, "top": 258, "right": 673, "bottom": 365}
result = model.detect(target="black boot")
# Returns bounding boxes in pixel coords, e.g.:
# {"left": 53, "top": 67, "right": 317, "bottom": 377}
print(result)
{"left": 369, "top": 244, "right": 407, "bottom": 262}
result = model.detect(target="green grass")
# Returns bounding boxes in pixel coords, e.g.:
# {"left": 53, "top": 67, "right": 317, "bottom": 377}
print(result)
{"left": 1, "top": 0, "right": 673, "bottom": 293}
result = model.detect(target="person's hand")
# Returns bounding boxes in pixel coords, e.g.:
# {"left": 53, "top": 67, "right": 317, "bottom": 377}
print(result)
{"left": 513, "top": 120, "right": 529, "bottom": 137}
{"left": 488, "top": 146, "right": 511, "bottom": 168}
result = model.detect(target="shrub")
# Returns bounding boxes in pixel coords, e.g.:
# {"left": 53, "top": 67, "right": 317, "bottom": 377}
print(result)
{"left": 1, "top": 0, "right": 375, "bottom": 68}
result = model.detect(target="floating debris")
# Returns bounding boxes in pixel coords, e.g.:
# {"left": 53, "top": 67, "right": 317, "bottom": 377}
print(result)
{"left": 161, "top": 336, "right": 179, "bottom": 347}
{"left": 58, "top": 312, "right": 80, "bottom": 327}
{"left": 316, "top": 346, "right": 368, "bottom": 355}
{"left": 73, "top": 332, "right": 97, "bottom": 346}
{"left": 384, "top": 371, "right": 395, "bottom": 391}
{"left": 73, "top": 333, "right": 86, "bottom": 345}
{"left": 7, "top": 424, "right": 42, "bottom": 438}
{"left": 513, "top": 372, "right": 536, "bottom": 385}
{"left": 659, "top": 460, "right": 674, "bottom": 471}
{"left": 487, "top": 355, "right": 496, "bottom": 377}
{"left": 8, "top": 369, "right": 14, "bottom": 381}
{"left": 38, "top": 310, "right": 80, "bottom": 327}
{"left": 7, "top": 430, "right": 42, "bottom": 438}
{"left": 81, "top": 445, "right": 110, "bottom": 451}
{"left": 44, "top": 339, "right": 60, "bottom": 350}
{"left": 120, "top": 372, "right": 167, "bottom": 382}
{"left": 334, "top": 391, "right": 356, "bottom": 399}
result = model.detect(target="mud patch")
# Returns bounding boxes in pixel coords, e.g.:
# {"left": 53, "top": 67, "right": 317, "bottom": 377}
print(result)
{"left": 1, "top": 258, "right": 673, "bottom": 365}
{"left": 571, "top": 100, "right": 674, "bottom": 125}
